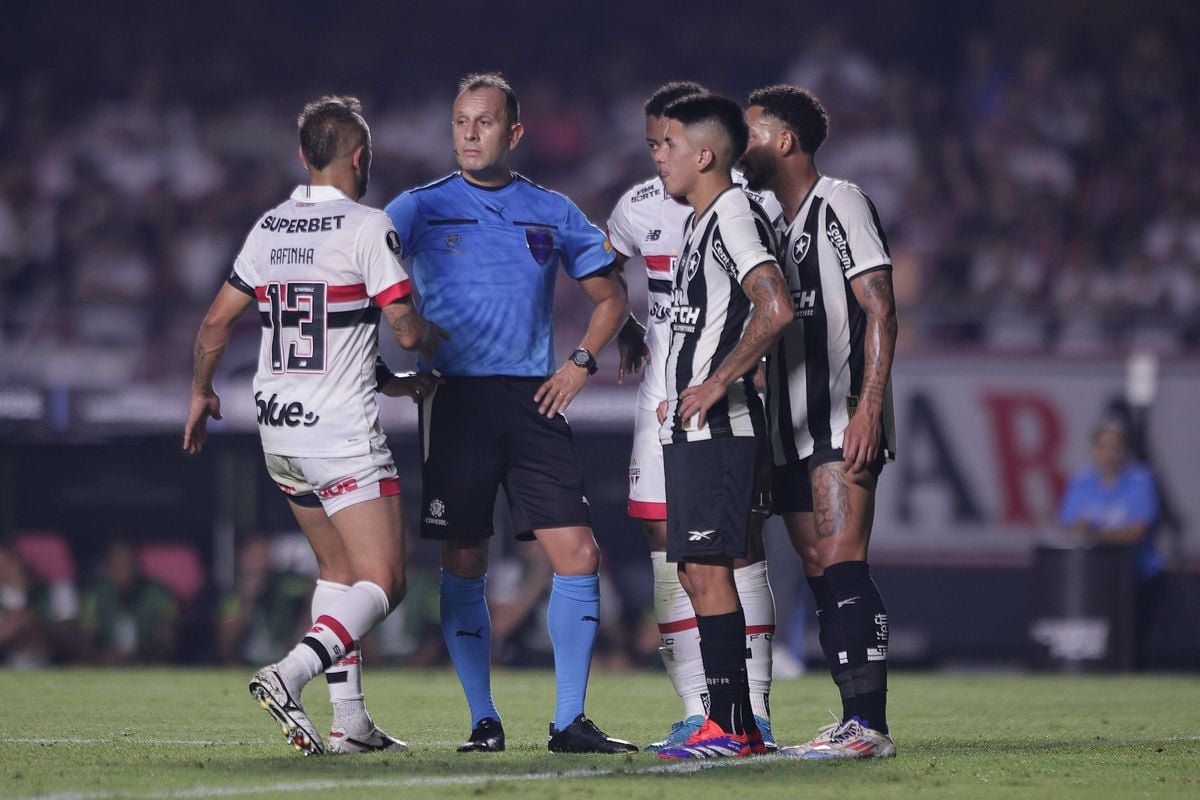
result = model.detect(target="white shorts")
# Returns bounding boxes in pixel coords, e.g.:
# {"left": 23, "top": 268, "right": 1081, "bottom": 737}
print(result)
{"left": 628, "top": 403, "right": 666, "bottom": 520}
{"left": 264, "top": 440, "right": 401, "bottom": 517}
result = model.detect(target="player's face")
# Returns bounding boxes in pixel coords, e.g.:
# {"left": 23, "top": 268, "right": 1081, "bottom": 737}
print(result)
{"left": 656, "top": 118, "right": 698, "bottom": 199}
{"left": 739, "top": 105, "right": 778, "bottom": 193}
{"left": 644, "top": 114, "right": 667, "bottom": 170}
{"left": 453, "top": 87, "right": 522, "bottom": 184}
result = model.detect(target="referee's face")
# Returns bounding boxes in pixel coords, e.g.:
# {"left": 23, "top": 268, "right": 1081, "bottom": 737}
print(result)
{"left": 453, "top": 87, "right": 522, "bottom": 185}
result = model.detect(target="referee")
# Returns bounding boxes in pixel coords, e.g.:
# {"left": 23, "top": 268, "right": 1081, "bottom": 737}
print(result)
{"left": 384, "top": 73, "right": 636, "bottom": 754}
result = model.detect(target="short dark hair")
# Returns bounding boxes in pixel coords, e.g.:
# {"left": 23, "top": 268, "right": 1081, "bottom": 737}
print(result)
{"left": 457, "top": 72, "right": 520, "bottom": 123}
{"left": 297, "top": 95, "right": 368, "bottom": 171}
{"left": 662, "top": 93, "right": 749, "bottom": 164}
{"left": 748, "top": 85, "right": 829, "bottom": 154}
{"left": 643, "top": 81, "right": 707, "bottom": 118}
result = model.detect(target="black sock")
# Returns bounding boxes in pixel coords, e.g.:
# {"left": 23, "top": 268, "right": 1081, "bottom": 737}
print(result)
{"left": 696, "top": 609, "right": 756, "bottom": 736}
{"left": 823, "top": 560, "right": 889, "bottom": 734}
{"left": 808, "top": 574, "right": 853, "bottom": 722}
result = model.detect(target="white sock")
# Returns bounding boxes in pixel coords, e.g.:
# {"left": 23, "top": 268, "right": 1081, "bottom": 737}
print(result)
{"left": 652, "top": 551, "right": 707, "bottom": 719}
{"left": 735, "top": 560, "right": 775, "bottom": 722}
{"left": 277, "top": 580, "right": 390, "bottom": 693}
{"left": 313, "top": 580, "right": 368, "bottom": 729}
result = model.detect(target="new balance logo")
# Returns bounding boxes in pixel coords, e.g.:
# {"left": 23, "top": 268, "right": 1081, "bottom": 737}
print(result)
{"left": 645, "top": 229, "right": 662, "bottom": 242}
{"left": 688, "top": 529, "right": 715, "bottom": 542}
{"left": 581, "top": 615, "right": 600, "bottom": 623}
{"left": 455, "top": 627, "right": 484, "bottom": 639}
{"left": 837, "top": 596, "right": 861, "bottom": 608}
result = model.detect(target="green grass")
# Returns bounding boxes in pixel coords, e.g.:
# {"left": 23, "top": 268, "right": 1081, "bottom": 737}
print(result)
{"left": 0, "top": 668, "right": 1196, "bottom": 799}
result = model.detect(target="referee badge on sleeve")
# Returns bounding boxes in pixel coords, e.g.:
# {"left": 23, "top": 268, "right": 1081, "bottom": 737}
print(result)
{"left": 525, "top": 227, "right": 555, "bottom": 266}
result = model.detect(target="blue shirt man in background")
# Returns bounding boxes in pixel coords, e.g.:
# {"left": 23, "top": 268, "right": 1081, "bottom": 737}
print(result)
{"left": 1059, "top": 416, "right": 1163, "bottom": 669}
{"left": 385, "top": 73, "right": 635, "bottom": 754}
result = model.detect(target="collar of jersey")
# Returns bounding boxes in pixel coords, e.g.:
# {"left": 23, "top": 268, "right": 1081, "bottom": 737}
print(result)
{"left": 290, "top": 184, "right": 352, "bottom": 203}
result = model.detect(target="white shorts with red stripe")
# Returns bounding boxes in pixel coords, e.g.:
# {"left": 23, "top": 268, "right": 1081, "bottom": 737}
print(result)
{"left": 628, "top": 400, "right": 666, "bottom": 520}
{"left": 265, "top": 438, "right": 400, "bottom": 517}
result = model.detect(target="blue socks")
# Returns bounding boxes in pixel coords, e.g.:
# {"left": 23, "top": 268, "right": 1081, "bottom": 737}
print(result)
{"left": 548, "top": 573, "right": 600, "bottom": 731}
{"left": 440, "top": 572, "right": 500, "bottom": 726}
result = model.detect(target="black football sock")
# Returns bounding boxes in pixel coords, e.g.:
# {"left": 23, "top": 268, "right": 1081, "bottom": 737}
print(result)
{"left": 824, "top": 560, "right": 889, "bottom": 734}
{"left": 696, "top": 609, "right": 756, "bottom": 736}
{"left": 808, "top": 574, "right": 853, "bottom": 722}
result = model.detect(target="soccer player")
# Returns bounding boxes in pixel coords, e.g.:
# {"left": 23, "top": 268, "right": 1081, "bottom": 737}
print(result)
{"left": 649, "top": 93, "right": 794, "bottom": 760}
{"left": 183, "top": 96, "right": 443, "bottom": 756}
{"left": 740, "top": 84, "right": 899, "bottom": 759}
{"left": 607, "top": 81, "right": 779, "bottom": 752}
{"left": 383, "top": 73, "right": 636, "bottom": 754}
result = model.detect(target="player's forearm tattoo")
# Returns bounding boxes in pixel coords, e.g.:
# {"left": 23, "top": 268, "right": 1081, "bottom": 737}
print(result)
{"left": 858, "top": 272, "right": 897, "bottom": 408}
{"left": 812, "top": 463, "right": 851, "bottom": 540}
{"left": 713, "top": 265, "right": 790, "bottom": 386}
{"left": 390, "top": 308, "right": 423, "bottom": 340}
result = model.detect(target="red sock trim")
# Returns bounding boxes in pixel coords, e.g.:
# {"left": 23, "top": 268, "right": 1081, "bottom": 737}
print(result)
{"left": 316, "top": 614, "right": 355, "bottom": 649}
{"left": 658, "top": 617, "right": 699, "bottom": 634}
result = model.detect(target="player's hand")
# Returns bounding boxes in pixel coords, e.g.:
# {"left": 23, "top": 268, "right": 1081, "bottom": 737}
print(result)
{"left": 419, "top": 321, "right": 450, "bottom": 362}
{"left": 183, "top": 391, "right": 222, "bottom": 454}
{"left": 842, "top": 404, "right": 881, "bottom": 473}
{"left": 753, "top": 359, "right": 767, "bottom": 393}
{"left": 381, "top": 371, "right": 442, "bottom": 403}
{"left": 677, "top": 377, "right": 727, "bottom": 430}
{"left": 617, "top": 316, "right": 648, "bottom": 384}
{"left": 534, "top": 362, "right": 589, "bottom": 418}
{"left": 657, "top": 400, "right": 668, "bottom": 424}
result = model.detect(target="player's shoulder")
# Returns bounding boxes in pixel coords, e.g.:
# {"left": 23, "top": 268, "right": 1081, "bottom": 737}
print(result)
{"left": 714, "top": 185, "right": 757, "bottom": 217}
{"left": 824, "top": 176, "right": 875, "bottom": 208}
{"left": 616, "top": 175, "right": 664, "bottom": 209}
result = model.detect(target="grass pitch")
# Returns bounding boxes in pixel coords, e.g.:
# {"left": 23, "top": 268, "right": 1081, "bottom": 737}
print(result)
{"left": 0, "top": 668, "right": 1196, "bottom": 799}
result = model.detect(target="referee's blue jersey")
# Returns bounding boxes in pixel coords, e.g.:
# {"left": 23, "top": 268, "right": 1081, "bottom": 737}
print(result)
{"left": 385, "top": 173, "right": 615, "bottom": 377}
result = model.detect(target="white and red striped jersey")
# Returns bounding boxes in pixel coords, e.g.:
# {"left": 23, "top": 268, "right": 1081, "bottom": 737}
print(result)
{"left": 228, "top": 185, "right": 412, "bottom": 458}
{"left": 607, "top": 173, "right": 780, "bottom": 409}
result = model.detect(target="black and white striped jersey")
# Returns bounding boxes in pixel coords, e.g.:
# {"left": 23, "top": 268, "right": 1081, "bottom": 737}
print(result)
{"left": 766, "top": 175, "right": 897, "bottom": 465}
{"left": 661, "top": 187, "right": 778, "bottom": 444}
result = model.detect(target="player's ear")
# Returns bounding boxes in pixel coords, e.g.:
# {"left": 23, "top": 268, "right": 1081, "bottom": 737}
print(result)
{"left": 297, "top": 146, "right": 310, "bottom": 172}
{"left": 697, "top": 146, "right": 715, "bottom": 172}
{"left": 508, "top": 121, "right": 525, "bottom": 150}
{"left": 351, "top": 144, "right": 365, "bottom": 171}
{"left": 780, "top": 129, "right": 797, "bottom": 157}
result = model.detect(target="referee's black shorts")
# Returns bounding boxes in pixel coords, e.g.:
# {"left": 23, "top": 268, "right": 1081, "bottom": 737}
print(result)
{"left": 418, "top": 376, "right": 591, "bottom": 541}
{"left": 663, "top": 436, "right": 758, "bottom": 563}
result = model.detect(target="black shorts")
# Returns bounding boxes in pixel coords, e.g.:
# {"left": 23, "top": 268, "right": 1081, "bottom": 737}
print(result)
{"left": 418, "top": 376, "right": 591, "bottom": 541}
{"left": 772, "top": 447, "right": 885, "bottom": 514}
{"left": 663, "top": 436, "right": 758, "bottom": 563}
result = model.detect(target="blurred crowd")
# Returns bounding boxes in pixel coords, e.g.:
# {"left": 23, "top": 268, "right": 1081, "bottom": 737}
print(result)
{"left": 2, "top": 4, "right": 1198, "bottom": 393}
{"left": 0, "top": 530, "right": 663, "bottom": 670}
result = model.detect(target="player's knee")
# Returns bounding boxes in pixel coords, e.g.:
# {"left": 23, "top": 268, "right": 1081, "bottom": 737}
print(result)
{"left": 442, "top": 543, "right": 488, "bottom": 579}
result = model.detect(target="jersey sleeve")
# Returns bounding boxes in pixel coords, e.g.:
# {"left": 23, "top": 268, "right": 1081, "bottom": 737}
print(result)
{"left": 227, "top": 223, "right": 262, "bottom": 296}
{"left": 605, "top": 191, "right": 639, "bottom": 259}
{"left": 561, "top": 200, "right": 617, "bottom": 280}
{"left": 825, "top": 183, "right": 891, "bottom": 280}
{"left": 357, "top": 210, "right": 413, "bottom": 306}
{"left": 713, "top": 194, "right": 776, "bottom": 286}
{"left": 383, "top": 191, "right": 420, "bottom": 259}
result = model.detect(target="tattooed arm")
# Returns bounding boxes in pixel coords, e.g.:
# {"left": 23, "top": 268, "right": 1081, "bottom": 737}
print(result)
{"left": 842, "top": 268, "right": 898, "bottom": 472}
{"left": 183, "top": 283, "right": 254, "bottom": 454}
{"left": 381, "top": 297, "right": 449, "bottom": 362}
{"left": 678, "top": 261, "right": 793, "bottom": 429}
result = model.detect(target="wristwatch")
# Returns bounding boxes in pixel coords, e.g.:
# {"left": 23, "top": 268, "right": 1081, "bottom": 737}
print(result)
{"left": 570, "top": 347, "right": 598, "bottom": 376}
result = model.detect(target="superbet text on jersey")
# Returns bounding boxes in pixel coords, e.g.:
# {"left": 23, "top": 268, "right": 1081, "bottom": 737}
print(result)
{"left": 227, "top": 185, "right": 412, "bottom": 458}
